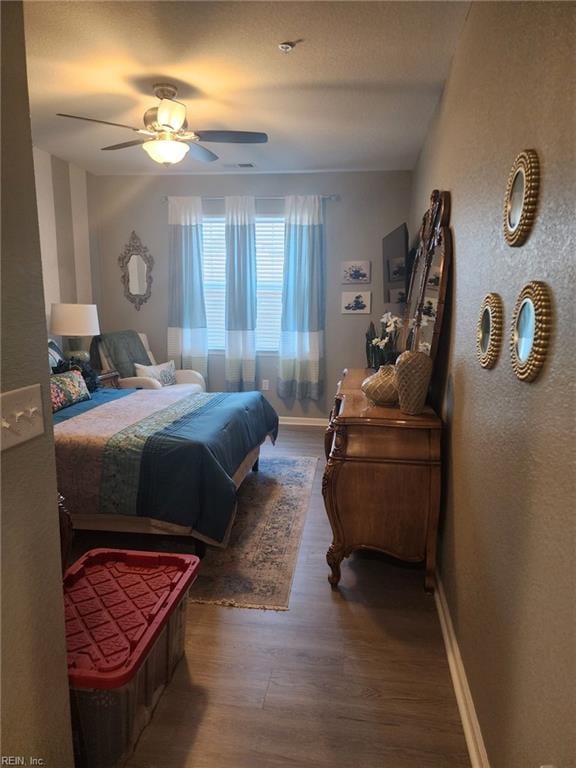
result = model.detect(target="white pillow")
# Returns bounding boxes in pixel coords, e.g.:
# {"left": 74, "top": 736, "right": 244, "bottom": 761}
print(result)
{"left": 134, "top": 360, "right": 177, "bottom": 387}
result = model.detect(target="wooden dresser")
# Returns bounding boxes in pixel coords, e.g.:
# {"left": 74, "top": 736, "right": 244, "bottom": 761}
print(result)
{"left": 323, "top": 368, "right": 442, "bottom": 591}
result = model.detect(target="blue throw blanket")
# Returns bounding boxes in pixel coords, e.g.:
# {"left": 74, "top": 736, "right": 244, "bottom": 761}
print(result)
{"left": 89, "top": 330, "right": 151, "bottom": 377}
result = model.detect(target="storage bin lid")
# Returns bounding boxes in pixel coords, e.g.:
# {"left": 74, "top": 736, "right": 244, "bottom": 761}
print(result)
{"left": 64, "top": 549, "right": 200, "bottom": 689}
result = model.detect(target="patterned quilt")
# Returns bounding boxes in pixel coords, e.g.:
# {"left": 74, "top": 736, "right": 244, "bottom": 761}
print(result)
{"left": 54, "top": 388, "right": 279, "bottom": 544}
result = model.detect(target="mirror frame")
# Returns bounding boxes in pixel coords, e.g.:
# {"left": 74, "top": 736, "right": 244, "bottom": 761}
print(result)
{"left": 503, "top": 150, "right": 540, "bottom": 247}
{"left": 118, "top": 231, "right": 154, "bottom": 311}
{"left": 510, "top": 281, "right": 552, "bottom": 381}
{"left": 476, "top": 293, "right": 504, "bottom": 369}
{"left": 403, "top": 189, "right": 452, "bottom": 360}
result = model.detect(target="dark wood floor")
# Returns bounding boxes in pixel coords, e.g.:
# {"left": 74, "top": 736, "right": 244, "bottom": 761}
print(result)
{"left": 125, "top": 426, "right": 470, "bottom": 768}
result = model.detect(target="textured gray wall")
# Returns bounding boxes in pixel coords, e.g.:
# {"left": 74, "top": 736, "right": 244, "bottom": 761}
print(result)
{"left": 409, "top": 3, "right": 575, "bottom": 766}
{"left": 1, "top": 2, "right": 74, "bottom": 763}
{"left": 88, "top": 170, "right": 411, "bottom": 418}
{"left": 51, "top": 154, "right": 77, "bottom": 302}
{"left": 33, "top": 147, "right": 93, "bottom": 319}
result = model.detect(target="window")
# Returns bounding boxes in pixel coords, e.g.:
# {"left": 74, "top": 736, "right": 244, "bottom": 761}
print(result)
{"left": 255, "top": 216, "right": 285, "bottom": 351}
{"left": 202, "top": 215, "right": 285, "bottom": 351}
{"left": 202, "top": 216, "right": 226, "bottom": 350}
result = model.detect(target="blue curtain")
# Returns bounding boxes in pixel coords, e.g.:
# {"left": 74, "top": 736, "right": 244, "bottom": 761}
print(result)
{"left": 278, "top": 195, "right": 325, "bottom": 400}
{"left": 167, "top": 197, "right": 208, "bottom": 378}
{"left": 225, "top": 196, "right": 257, "bottom": 390}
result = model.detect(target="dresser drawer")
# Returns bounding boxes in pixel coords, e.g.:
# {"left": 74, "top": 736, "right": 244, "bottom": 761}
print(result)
{"left": 333, "top": 423, "right": 440, "bottom": 463}
{"left": 326, "top": 459, "right": 432, "bottom": 561}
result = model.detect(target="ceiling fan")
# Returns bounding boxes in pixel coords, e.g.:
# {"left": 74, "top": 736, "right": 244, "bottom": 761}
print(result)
{"left": 57, "top": 83, "right": 268, "bottom": 166}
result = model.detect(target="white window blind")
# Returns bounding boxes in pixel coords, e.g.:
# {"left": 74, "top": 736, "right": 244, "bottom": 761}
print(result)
{"left": 202, "top": 216, "right": 226, "bottom": 350}
{"left": 255, "top": 215, "right": 285, "bottom": 352}
{"left": 201, "top": 215, "right": 285, "bottom": 352}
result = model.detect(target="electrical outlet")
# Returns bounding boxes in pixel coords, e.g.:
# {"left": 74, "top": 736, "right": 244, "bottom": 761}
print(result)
{"left": 1, "top": 384, "right": 44, "bottom": 451}
{"left": 261, "top": 379, "right": 270, "bottom": 391}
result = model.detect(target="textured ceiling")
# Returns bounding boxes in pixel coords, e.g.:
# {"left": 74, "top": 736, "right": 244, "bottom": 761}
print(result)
{"left": 24, "top": 1, "right": 469, "bottom": 175}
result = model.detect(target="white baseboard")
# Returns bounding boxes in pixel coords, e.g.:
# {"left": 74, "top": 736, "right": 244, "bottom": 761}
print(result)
{"left": 435, "top": 578, "right": 491, "bottom": 768}
{"left": 278, "top": 416, "right": 328, "bottom": 427}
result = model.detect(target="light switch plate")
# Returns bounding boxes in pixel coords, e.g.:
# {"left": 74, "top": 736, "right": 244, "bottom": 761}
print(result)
{"left": 1, "top": 384, "right": 45, "bottom": 451}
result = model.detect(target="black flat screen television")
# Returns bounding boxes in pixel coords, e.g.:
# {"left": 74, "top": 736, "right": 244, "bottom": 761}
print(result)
{"left": 382, "top": 223, "right": 409, "bottom": 305}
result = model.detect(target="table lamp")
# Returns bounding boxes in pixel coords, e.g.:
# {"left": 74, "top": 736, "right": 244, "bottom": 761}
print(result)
{"left": 50, "top": 303, "right": 100, "bottom": 359}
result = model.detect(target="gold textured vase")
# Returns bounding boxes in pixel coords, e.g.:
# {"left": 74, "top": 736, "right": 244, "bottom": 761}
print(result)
{"left": 361, "top": 365, "right": 398, "bottom": 405}
{"left": 395, "top": 351, "right": 433, "bottom": 415}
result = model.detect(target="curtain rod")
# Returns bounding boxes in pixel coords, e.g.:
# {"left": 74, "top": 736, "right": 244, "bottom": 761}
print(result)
{"left": 161, "top": 194, "right": 339, "bottom": 203}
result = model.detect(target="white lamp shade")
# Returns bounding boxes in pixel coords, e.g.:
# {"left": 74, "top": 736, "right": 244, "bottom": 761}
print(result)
{"left": 157, "top": 98, "right": 187, "bottom": 132}
{"left": 50, "top": 303, "right": 100, "bottom": 336}
{"left": 142, "top": 139, "right": 190, "bottom": 165}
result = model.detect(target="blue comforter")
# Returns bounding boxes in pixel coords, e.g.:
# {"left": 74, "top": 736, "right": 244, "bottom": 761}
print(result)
{"left": 54, "top": 389, "right": 278, "bottom": 544}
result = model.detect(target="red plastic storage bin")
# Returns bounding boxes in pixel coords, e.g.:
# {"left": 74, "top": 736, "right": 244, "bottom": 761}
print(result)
{"left": 64, "top": 549, "right": 200, "bottom": 768}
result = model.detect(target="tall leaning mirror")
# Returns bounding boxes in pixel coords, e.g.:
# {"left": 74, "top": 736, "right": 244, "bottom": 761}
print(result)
{"left": 403, "top": 190, "right": 452, "bottom": 360}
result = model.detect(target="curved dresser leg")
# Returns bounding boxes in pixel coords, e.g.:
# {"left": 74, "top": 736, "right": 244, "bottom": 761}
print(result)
{"left": 326, "top": 545, "right": 344, "bottom": 587}
{"left": 324, "top": 422, "right": 334, "bottom": 460}
{"left": 425, "top": 568, "right": 436, "bottom": 593}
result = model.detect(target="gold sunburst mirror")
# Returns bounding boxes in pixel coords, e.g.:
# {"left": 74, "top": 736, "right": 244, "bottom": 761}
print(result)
{"left": 510, "top": 281, "right": 552, "bottom": 381}
{"left": 503, "top": 150, "right": 540, "bottom": 247}
{"left": 477, "top": 293, "right": 504, "bottom": 369}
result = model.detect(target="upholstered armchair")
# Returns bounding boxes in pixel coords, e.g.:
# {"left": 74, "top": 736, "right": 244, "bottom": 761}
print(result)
{"left": 98, "top": 333, "right": 206, "bottom": 394}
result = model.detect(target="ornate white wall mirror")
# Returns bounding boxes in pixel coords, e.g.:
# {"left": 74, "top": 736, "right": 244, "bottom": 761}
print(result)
{"left": 118, "top": 231, "right": 154, "bottom": 311}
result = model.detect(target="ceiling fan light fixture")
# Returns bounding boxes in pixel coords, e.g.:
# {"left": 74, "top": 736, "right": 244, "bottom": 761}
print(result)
{"left": 157, "top": 98, "right": 187, "bottom": 132}
{"left": 142, "top": 138, "right": 189, "bottom": 165}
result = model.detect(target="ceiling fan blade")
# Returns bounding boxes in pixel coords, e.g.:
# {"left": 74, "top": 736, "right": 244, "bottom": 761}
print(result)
{"left": 101, "top": 139, "right": 148, "bottom": 151}
{"left": 194, "top": 130, "right": 268, "bottom": 144}
{"left": 187, "top": 143, "right": 219, "bottom": 163}
{"left": 57, "top": 113, "right": 145, "bottom": 133}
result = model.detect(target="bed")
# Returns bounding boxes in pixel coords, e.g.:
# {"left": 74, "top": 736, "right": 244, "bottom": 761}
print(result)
{"left": 54, "top": 386, "right": 278, "bottom": 547}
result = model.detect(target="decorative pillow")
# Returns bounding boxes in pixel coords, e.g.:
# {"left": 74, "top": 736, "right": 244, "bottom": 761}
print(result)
{"left": 134, "top": 360, "right": 177, "bottom": 387}
{"left": 48, "top": 339, "right": 66, "bottom": 372}
{"left": 52, "top": 358, "right": 100, "bottom": 392}
{"left": 50, "top": 370, "right": 92, "bottom": 412}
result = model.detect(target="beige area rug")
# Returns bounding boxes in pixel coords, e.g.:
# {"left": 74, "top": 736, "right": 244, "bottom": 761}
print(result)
{"left": 189, "top": 456, "right": 318, "bottom": 611}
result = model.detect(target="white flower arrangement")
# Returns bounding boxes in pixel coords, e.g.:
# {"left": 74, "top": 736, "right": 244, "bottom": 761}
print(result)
{"left": 367, "top": 313, "right": 421, "bottom": 368}
{"left": 367, "top": 312, "right": 405, "bottom": 366}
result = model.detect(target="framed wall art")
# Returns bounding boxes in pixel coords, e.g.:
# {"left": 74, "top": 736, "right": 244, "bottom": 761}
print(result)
{"left": 389, "top": 287, "right": 407, "bottom": 304}
{"left": 341, "top": 261, "right": 371, "bottom": 284}
{"left": 341, "top": 291, "right": 371, "bottom": 314}
{"left": 387, "top": 255, "right": 406, "bottom": 283}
